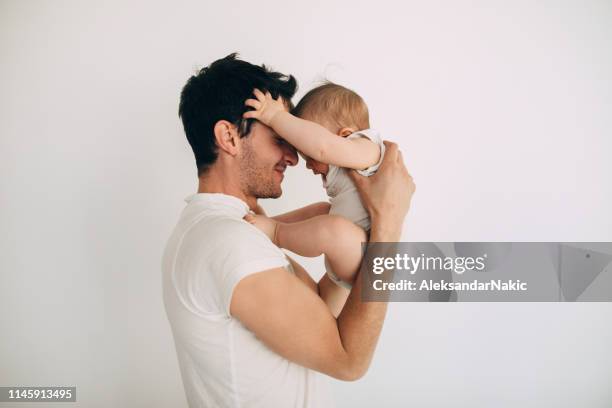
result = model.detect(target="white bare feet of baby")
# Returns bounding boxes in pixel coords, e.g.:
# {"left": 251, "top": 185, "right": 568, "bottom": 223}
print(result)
{"left": 244, "top": 213, "right": 279, "bottom": 246}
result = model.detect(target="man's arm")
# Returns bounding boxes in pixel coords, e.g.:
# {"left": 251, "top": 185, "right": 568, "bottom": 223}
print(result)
{"left": 231, "top": 142, "right": 415, "bottom": 380}
{"left": 285, "top": 242, "right": 353, "bottom": 318}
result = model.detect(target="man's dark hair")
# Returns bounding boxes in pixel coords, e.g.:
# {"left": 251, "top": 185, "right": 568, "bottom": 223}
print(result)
{"left": 178, "top": 53, "right": 297, "bottom": 176}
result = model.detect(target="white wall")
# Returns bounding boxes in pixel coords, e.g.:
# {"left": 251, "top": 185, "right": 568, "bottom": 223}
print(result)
{"left": 1, "top": 1, "right": 611, "bottom": 407}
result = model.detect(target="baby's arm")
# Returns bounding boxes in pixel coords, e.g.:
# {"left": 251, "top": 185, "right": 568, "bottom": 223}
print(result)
{"left": 269, "top": 112, "right": 380, "bottom": 171}
{"left": 245, "top": 213, "right": 366, "bottom": 286}
{"left": 272, "top": 201, "right": 330, "bottom": 223}
{"left": 243, "top": 89, "right": 380, "bottom": 170}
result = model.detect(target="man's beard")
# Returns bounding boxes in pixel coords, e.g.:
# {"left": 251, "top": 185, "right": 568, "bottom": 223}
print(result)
{"left": 239, "top": 141, "right": 282, "bottom": 199}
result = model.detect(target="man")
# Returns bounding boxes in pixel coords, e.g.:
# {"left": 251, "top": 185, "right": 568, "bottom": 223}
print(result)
{"left": 162, "top": 54, "right": 415, "bottom": 407}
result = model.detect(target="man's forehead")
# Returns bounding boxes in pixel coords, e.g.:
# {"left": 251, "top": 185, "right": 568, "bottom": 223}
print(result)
{"left": 251, "top": 121, "right": 295, "bottom": 145}
{"left": 248, "top": 120, "right": 276, "bottom": 139}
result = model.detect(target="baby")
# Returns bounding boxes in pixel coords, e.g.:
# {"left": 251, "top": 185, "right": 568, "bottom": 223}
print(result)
{"left": 243, "top": 82, "right": 385, "bottom": 290}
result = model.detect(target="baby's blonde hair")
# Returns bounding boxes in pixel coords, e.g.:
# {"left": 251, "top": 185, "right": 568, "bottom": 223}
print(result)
{"left": 292, "top": 82, "right": 370, "bottom": 132}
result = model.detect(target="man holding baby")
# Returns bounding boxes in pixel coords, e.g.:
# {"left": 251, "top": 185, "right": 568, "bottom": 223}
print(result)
{"left": 162, "top": 53, "right": 415, "bottom": 408}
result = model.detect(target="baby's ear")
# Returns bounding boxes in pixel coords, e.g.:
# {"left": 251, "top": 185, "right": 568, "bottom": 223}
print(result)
{"left": 338, "top": 127, "right": 355, "bottom": 137}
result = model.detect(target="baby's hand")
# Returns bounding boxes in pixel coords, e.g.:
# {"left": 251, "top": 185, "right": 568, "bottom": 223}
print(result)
{"left": 243, "top": 88, "right": 286, "bottom": 127}
{"left": 244, "top": 213, "right": 279, "bottom": 245}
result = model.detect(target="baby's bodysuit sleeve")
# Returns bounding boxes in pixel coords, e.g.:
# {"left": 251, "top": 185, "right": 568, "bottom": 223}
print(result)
{"left": 348, "top": 129, "right": 386, "bottom": 176}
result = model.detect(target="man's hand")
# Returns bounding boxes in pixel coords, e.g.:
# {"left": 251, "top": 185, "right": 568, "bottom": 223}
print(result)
{"left": 243, "top": 88, "right": 286, "bottom": 127}
{"left": 348, "top": 141, "right": 415, "bottom": 239}
{"left": 244, "top": 213, "right": 279, "bottom": 245}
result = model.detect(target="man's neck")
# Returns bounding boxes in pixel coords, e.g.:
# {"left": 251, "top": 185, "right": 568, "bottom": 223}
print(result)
{"left": 197, "top": 170, "right": 257, "bottom": 211}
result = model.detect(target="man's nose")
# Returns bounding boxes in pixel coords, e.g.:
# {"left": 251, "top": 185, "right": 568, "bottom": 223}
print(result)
{"left": 282, "top": 143, "right": 298, "bottom": 167}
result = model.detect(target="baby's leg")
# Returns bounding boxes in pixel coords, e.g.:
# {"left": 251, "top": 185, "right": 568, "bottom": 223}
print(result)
{"left": 276, "top": 215, "right": 367, "bottom": 286}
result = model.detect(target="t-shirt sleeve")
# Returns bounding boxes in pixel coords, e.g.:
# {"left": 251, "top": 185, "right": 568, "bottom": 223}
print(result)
{"left": 348, "top": 129, "right": 386, "bottom": 176}
{"left": 207, "top": 218, "right": 290, "bottom": 317}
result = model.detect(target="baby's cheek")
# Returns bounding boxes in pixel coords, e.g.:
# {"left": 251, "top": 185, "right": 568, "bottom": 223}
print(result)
{"left": 310, "top": 159, "right": 325, "bottom": 170}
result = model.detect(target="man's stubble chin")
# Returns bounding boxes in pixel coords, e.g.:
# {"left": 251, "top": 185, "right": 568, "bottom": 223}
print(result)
{"left": 239, "top": 145, "right": 282, "bottom": 200}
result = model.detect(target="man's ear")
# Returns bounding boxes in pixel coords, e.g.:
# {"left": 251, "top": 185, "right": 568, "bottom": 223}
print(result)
{"left": 213, "top": 120, "right": 240, "bottom": 156}
{"left": 338, "top": 127, "right": 355, "bottom": 138}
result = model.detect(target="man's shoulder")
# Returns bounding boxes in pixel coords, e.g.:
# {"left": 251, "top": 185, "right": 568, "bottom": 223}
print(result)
{"left": 189, "top": 213, "right": 256, "bottom": 236}
{"left": 185, "top": 213, "right": 279, "bottom": 252}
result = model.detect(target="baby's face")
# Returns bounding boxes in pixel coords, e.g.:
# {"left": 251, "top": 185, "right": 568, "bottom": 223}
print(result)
{"left": 302, "top": 154, "right": 329, "bottom": 177}
{"left": 298, "top": 113, "right": 337, "bottom": 177}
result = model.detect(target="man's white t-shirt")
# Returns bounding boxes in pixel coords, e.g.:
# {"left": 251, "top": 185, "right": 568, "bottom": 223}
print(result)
{"left": 162, "top": 193, "right": 335, "bottom": 408}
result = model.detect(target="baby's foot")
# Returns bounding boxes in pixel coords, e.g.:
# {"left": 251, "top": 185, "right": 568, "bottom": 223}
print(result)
{"left": 244, "top": 213, "right": 279, "bottom": 245}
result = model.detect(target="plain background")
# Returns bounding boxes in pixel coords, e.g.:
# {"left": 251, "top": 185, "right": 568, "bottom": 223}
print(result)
{"left": 1, "top": 0, "right": 611, "bottom": 407}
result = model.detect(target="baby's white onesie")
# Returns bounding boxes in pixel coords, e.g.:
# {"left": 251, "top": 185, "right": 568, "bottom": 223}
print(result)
{"left": 323, "top": 128, "right": 386, "bottom": 287}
